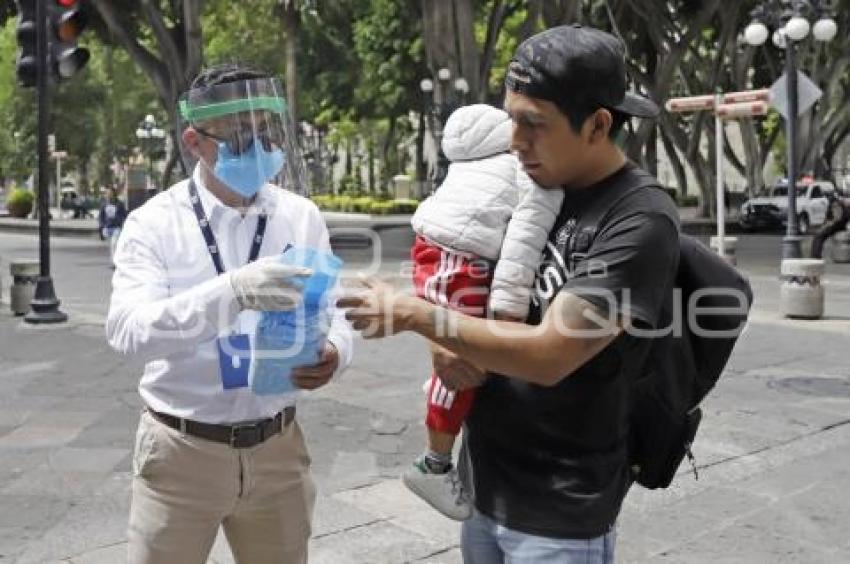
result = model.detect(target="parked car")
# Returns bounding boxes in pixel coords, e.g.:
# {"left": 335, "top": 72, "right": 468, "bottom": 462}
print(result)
{"left": 739, "top": 179, "right": 836, "bottom": 234}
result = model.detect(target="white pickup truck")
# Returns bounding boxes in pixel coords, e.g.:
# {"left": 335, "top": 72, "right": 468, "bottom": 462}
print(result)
{"left": 739, "top": 180, "right": 836, "bottom": 234}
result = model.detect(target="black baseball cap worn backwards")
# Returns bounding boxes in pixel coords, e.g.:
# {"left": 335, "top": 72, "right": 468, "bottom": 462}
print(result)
{"left": 505, "top": 24, "right": 659, "bottom": 119}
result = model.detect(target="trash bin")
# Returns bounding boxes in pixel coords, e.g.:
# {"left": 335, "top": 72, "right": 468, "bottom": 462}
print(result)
{"left": 710, "top": 236, "right": 738, "bottom": 266}
{"left": 780, "top": 259, "right": 825, "bottom": 320}
{"left": 831, "top": 229, "right": 850, "bottom": 264}
{"left": 10, "top": 260, "right": 39, "bottom": 316}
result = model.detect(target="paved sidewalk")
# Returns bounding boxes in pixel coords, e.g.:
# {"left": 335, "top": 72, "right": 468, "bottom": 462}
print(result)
{"left": 0, "top": 262, "right": 849, "bottom": 562}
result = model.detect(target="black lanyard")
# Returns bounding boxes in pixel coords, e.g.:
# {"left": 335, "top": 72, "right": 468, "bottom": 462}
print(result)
{"left": 188, "top": 180, "right": 268, "bottom": 275}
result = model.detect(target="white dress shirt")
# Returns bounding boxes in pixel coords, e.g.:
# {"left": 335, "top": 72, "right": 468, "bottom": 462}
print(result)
{"left": 106, "top": 168, "right": 353, "bottom": 423}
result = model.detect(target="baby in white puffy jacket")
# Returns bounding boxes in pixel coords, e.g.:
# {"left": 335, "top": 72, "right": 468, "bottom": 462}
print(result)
{"left": 404, "top": 104, "right": 564, "bottom": 520}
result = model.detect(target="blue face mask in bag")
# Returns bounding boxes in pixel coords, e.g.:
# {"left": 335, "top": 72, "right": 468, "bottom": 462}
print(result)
{"left": 213, "top": 137, "right": 285, "bottom": 198}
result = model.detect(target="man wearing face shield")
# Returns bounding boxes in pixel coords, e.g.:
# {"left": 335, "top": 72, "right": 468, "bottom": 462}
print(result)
{"left": 106, "top": 65, "right": 353, "bottom": 564}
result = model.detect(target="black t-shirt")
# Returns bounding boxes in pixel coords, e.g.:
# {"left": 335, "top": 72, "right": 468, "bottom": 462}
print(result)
{"left": 465, "top": 162, "right": 680, "bottom": 539}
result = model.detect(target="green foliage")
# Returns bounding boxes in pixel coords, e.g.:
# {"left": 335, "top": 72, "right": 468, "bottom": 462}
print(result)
{"left": 6, "top": 187, "right": 34, "bottom": 217}
{"left": 203, "top": 0, "right": 284, "bottom": 76}
{"left": 310, "top": 194, "right": 419, "bottom": 215}
{"left": 352, "top": 0, "right": 426, "bottom": 118}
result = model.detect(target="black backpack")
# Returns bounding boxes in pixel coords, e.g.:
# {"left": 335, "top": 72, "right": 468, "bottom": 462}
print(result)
{"left": 570, "top": 174, "right": 753, "bottom": 489}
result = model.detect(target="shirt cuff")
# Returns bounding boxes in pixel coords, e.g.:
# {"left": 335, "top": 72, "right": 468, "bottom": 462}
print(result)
{"left": 326, "top": 330, "right": 352, "bottom": 380}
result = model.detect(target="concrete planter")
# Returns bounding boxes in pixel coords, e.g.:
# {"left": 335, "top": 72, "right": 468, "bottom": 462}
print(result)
{"left": 780, "top": 259, "right": 825, "bottom": 320}
{"left": 10, "top": 260, "right": 39, "bottom": 316}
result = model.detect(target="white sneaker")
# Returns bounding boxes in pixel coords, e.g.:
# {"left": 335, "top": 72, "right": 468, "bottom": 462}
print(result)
{"left": 402, "top": 461, "right": 472, "bottom": 521}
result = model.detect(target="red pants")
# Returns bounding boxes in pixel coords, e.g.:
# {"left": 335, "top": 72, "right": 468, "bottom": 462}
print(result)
{"left": 412, "top": 236, "right": 492, "bottom": 435}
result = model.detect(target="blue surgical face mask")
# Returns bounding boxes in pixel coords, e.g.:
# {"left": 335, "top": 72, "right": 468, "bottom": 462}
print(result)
{"left": 213, "top": 137, "right": 285, "bottom": 198}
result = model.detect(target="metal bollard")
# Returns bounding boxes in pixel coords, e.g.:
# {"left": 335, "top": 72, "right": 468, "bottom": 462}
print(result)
{"left": 780, "top": 259, "right": 825, "bottom": 320}
{"left": 831, "top": 229, "right": 850, "bottom": 264}
{"left": 710, "top": 236, "right": 738, "bottom": 266}
{"left": 10, "top": 260, "right": 39, "bottom": 316}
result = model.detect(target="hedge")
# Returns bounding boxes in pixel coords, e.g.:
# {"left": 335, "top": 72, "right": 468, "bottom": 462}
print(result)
{"left": 6, "top": 189, "right": 34, "bottom": 218}
{"left": 311, "top": 195, "right": 419, "bottom": 215}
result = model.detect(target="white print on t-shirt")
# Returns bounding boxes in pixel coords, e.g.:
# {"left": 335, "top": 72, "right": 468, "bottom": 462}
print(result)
{"left": 531, "top": 218, "right": 577, "bottom": 312}
{"left": 104, "top": 204, "right": 117, "bottom": 219}
{"left": 532, "top": 241, "right": 569, "bottom": 314}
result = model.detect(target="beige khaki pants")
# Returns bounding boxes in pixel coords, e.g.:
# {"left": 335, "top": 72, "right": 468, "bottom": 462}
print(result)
{"left": 128, "top": 410, "right": 316, "bottom": 564}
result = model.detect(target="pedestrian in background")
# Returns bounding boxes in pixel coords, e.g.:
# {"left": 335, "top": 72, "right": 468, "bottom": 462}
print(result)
{"left": 97, "top": 187, "right": 127, "bottom": 266}
{"left": 811, "top": 191, "right": 850, "bottom": 258}
{"left": 106, "top": 64, "right": 353, "bottom": 564}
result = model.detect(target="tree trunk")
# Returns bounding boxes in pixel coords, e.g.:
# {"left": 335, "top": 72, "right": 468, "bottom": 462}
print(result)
{"left": 453, "top": 0, "right": 480, "bottom": 102}
{"left": 660, "top": 127, "right": 688, "bottom": 196}
{"left": 519, "top": 0, "right": 543, "bottom": 40}
{"left": 416, "top": 112, "right": 426, "bottom": 183}
{"left": 282, "top": 0, "right": 299, "bottom": 124}
{"left": 90, "top": 0, "right": 203, "bottom": 187}
{"left": 542, "top": 0, "right": 580, "bottom": 26}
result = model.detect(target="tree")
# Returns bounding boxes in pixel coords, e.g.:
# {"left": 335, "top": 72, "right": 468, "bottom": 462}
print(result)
{"left": 88, "top": 0, "right": 203, "bottom": 187}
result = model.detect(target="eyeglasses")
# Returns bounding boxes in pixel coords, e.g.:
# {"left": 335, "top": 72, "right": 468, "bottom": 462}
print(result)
{"left": 194, "top": 123, "right": 284, "bottom": 155}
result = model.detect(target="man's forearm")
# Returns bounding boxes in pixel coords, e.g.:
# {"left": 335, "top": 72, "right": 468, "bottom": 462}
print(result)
{"left": 405, "top": 299, "right": 565, "bottom": 386}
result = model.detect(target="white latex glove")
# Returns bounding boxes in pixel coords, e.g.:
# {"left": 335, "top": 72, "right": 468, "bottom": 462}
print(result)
{"left": 229, "top": 256, "right": 313, "bottom": 311}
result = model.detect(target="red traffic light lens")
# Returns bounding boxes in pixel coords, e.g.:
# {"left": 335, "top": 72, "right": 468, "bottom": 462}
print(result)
{"left": 56, "top": 10, "right": 87, "bottom": 41}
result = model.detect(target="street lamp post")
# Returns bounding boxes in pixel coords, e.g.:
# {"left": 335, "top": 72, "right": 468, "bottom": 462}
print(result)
{"left": 419, "top": 68, "right": 469, "bottom": 192}
{"left": 135, "top": 114, "right": 165, "bottom": 193}
{"left": 744, "top": 0, "right": 837, "bottom": 259}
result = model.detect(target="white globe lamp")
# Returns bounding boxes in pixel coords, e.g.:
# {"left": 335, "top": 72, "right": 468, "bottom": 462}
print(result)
{"left": 744, "top": 21, "right": 769, "bottom": 46}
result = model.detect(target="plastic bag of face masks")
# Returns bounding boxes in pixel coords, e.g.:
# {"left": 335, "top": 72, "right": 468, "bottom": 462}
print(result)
{"left": 251, "top": 247, "right": 343, "bottom": 395}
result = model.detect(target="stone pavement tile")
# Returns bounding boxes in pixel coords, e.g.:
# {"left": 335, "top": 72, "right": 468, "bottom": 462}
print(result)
{"left": 4, "top": 469, "right": 113, "bottom": 498}
{"left": 313, "top": 494, "right": 383, "bottom": 539}
{"left": 0, "top": 495, "right": 68, "bottom": 561}
{"left": 331, "top": 477, "right": 461, "bottom": 547}
{"left": 614, "top": 533, "right": 670, "bottom": 563}
{"left": 0, "top": 449, "right": 48, "bottom": 484}
{"left": 0, "top": 527, "right": 45, "bottom": 563}
{"left": 43, "top": 446, "right": 127, "bottom": 473}
{"left": 66, "top": 542, "right": 126, "bottom": 564}
{"left": 13, "top": 473, "right": 129, "bottom": 564}
{"left": 415, "top": 547, "right": 462, "bottom": 564}
{"left": 68, "top": 407, "right": 140, "bottom": 451}
{"left": 0, "top": 360, "right": 59, "bottom": 396}
{"left": 347, "top": 335, "right": 431, "bottom": 379}
{"left": 0, "top": 411, "right": 101, "bottom": 449}
{"left": 647, "top": 518, "right": 837, "bottom": 564}
{"left": 622, "top": 484, "right": 774, "bottom": 559}
{"left": 619, "top": 496, "right": 714, "bottom": 550}
{"left": 332, "top": 478, "right": 431, "bottom": 521}
{"left": 323, "top": 451, "right": 381, "bottom": 493}
{"left": 313, "top": 367, "right": 428, "bottom": 423}
{"left": 310, "top": 520, "right": 447, "bottom": 564}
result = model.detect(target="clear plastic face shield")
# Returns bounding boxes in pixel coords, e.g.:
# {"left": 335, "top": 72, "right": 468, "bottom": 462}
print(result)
{"left": 178, "top": 77, "right": 309, "bottom": 197}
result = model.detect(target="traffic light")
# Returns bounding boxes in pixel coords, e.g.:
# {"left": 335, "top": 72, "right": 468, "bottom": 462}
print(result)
{"left": 49, "top": 0, "right": 90, "bottom": 80}
{"left": 15, "top": 0, "right": 38, "bottom": 87}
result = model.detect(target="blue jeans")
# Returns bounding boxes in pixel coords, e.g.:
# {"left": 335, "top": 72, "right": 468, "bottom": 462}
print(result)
{"left": 461, "top": 510, "right": 616, "bottom": 564}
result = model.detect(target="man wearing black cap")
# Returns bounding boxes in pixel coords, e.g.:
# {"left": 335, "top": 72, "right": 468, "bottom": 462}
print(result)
{"left": 340, "top": 25, "right": 680, "bottom": 562}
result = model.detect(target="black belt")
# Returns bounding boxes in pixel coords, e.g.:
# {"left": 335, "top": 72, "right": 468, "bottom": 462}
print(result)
{"left": 147, "top": 406, "right": 295, "bottom": 449}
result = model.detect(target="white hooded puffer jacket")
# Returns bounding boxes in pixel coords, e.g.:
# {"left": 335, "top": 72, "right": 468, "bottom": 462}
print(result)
{"left": 412, "top": 104, "right": 517, "bottom": 260}
{"left": 411, "top": 104, "right": 564, "bottom": 319}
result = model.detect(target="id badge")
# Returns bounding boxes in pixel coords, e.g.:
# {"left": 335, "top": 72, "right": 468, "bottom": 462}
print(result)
{"left": 217, "top": 333, "right": 251, "bottom": 389}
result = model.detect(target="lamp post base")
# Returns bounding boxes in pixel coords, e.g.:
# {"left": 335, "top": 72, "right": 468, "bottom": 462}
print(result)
{"left": 24, "top": 277, "right": 68, "bottom": 324}
{"left": 781, "top": 235, "right": 804, "bottom": 260}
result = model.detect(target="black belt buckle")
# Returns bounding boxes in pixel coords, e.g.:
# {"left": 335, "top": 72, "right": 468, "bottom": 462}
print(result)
{"left": 230, "top": 422, "right": 264, "bottom": 448}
